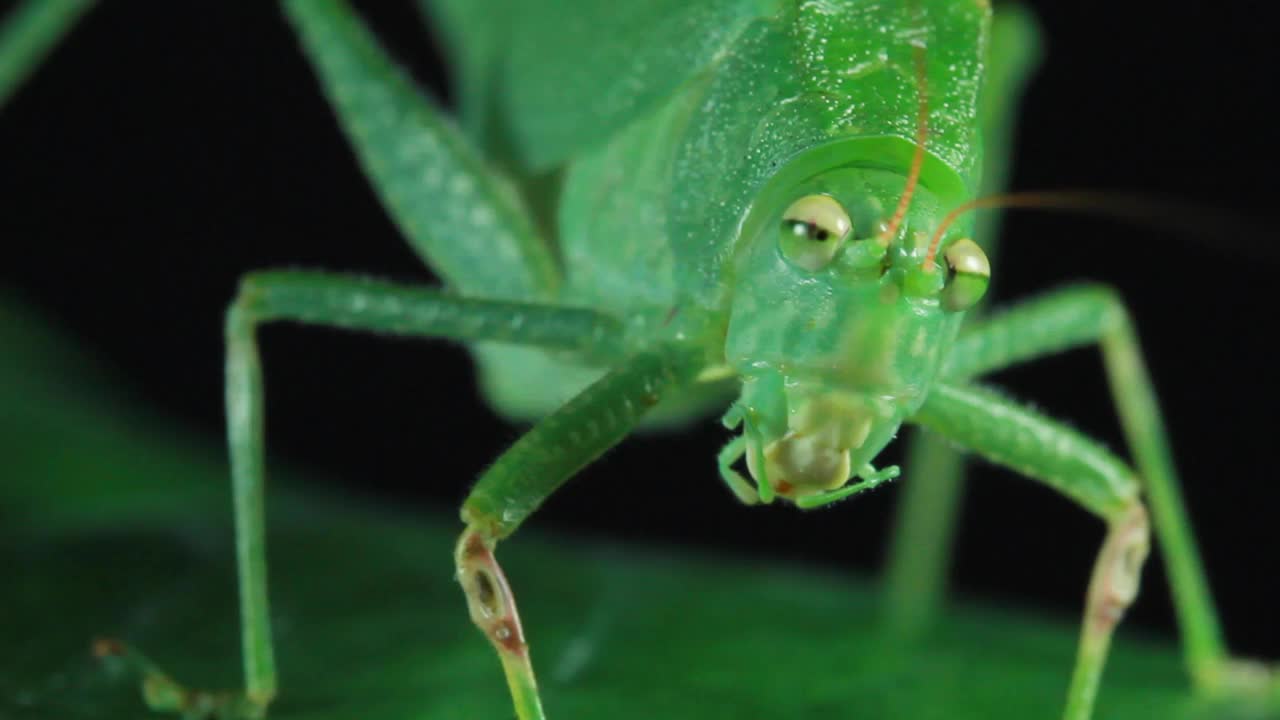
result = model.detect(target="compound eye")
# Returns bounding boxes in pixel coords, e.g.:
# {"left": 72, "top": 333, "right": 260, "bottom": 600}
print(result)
{"left": 779, "top": 195, "right": 852, "bottom": 271}
{"left": 940, "top": 238, "right": 990, "bottom": 311}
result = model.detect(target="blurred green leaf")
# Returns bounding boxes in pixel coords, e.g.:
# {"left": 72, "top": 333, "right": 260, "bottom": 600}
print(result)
{"left": 0, "top": 0, "right": 94, "bottom": 109}
{"left": 2, "top": 296, "right": 1273, "bottom": 719}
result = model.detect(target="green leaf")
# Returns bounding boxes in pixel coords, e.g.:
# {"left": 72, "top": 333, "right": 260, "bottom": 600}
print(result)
{"left": 2, "top": 299, "right": 1274, "bottom": 720}
{"left": 0, "top": 0, "right": 94, "bottom": 109}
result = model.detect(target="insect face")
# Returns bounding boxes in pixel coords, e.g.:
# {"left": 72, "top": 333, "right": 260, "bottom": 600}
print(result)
{"left": 724, "top": 167, "right": 984, "bottom": 500}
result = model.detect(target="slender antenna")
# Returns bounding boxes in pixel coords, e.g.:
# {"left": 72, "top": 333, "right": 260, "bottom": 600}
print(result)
{"left": 924, "top": 193, "right": 1082, "bottom": 270}
{"left": 922, "top": 190, "right": 1275, "bottom": 271}
{"left": 877, "top": 42, "right": 929, "bottom": 247}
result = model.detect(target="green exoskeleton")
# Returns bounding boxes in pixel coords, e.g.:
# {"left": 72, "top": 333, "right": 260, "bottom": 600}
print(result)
{"left": 4, "top": 0, "right": 1277, "bottom": 718}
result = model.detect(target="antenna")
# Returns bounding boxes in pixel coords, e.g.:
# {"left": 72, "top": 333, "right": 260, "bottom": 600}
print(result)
{"left": 877, "top": 41, "right": 929, "bottom": 247}
{"left": 922, "top": 191, "right": 1276, "bottom": 271}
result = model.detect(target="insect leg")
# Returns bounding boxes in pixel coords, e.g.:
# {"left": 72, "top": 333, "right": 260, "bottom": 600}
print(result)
{"left": 881, "top": 428, "right": 968, "bottom": 636}
{"left": 910, "top": 382, "right": 1149, "bottom": 720}
{"left": 0, "top": 0, "right": 94, "bottom": 108}
{"left": 882, "top": 4, "right": 1043, "bottom": 639}
{"left": 943, "top": 284, "right": 1280, "bottom": 694}
{"left": 716, "top": 435, "right": 760, "bottom": 505}
{"left": 96, "top": 270, "right": 626, "bottom": 718}
{"left": 794, "top": 464, "right": 900, "bottom": 510}
{"left": 456, "top": 344, "right": 705, "bottom": 720}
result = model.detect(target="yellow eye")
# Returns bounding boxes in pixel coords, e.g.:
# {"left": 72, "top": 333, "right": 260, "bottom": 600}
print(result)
{"left": 778, "top": 195, "right": 852, "bottom": 271}
{"left": 940, "top": 238, "right": 990, "bottom": 311}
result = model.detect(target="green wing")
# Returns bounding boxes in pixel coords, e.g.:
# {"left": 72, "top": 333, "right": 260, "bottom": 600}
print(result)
{"left": 420, "top": 0, "right": 784, "bottom": 171}
{"left": 415, "top": 0, "right": 515, "bottom": 156}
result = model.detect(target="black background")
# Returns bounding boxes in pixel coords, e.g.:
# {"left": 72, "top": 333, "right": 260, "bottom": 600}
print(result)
{"left": 3, "top": 2, "right": 1277, "bottom": 661}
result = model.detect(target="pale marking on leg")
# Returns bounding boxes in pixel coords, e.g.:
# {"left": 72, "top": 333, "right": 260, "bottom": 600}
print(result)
{"left": 455, "top": 529, "right": 530, "bottom": 658}
{"left": 1086, "top": 503, "right": 1150, "bottom": 639}
{"left": 455, "top": 527, "right": 547, "bottom": 720}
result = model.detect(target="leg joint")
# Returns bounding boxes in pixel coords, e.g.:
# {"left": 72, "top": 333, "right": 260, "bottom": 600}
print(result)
{"left": 1089, "top": 502, "right": 1151, "bottom": 634}
{"left": 226, "top": 270, "right": 293, "bottom": 338}
{"left": 1079, "top": 282, "right": 1133, "bottom": 337}
{"left": 455, "top": 527, "right": 530, "bottom": 658}
{"left": 229, "top": 270, "right": 278, "bottom": 318}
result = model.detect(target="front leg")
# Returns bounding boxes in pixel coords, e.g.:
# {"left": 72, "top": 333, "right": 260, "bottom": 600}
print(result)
{"left": 911, "top": 382, "right": 1150, "bottom": 720}
{"left": 455, "top": 345, "right": 705, "bottom": 720}
{"left": 945, "top": 284, "right": 1279, "bottom": 696}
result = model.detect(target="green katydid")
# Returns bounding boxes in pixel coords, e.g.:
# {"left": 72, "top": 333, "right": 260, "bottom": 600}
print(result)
{"left": 3, "top": 1, "right": 1278, "bottom": 719}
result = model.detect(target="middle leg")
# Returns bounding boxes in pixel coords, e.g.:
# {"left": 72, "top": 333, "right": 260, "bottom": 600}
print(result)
{"left": 97, "top": 269, "right": 628, "bottom": 719}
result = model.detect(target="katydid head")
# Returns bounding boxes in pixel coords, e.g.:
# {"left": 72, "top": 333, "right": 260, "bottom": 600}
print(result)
{"left": 723, "top": 168, "right": 989, "bottom": 503}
